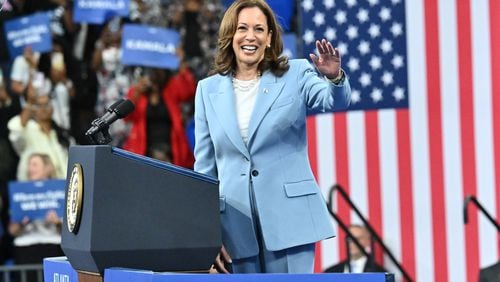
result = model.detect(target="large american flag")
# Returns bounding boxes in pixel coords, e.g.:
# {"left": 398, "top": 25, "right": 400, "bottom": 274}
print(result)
{"left": 300, "top": 0, "right": 500, "bottom": 281}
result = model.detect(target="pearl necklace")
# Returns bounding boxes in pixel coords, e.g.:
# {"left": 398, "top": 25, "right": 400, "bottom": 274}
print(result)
{"left": 232, "top": 76, "right": 260, "bottom": 92}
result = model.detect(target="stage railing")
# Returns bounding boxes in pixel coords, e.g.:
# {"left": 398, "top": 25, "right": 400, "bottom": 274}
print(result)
{"left": 327, "top": 184, "right": 413, "bottom": 282}
{"left": 0, "top": 263, "right": 43, "bottom": 282}
{"left": 463, "top": 195, "right": 500, "bottom": 232}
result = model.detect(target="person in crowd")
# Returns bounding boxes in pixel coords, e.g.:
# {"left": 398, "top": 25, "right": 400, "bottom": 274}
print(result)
{"left": 66, "top": 20, "right": 100, "bottom": 145}
{"left": 479, "top": 261, "right": 500, "bottom": 282}
{"left": 123, "top": 64, "right": 196, "bottom": 168}
{"left": 193, "top": 0, "right": 350, "bottom": 273}
{"left": 0, "top": 70, "right": 21, "bottom": 183}
{"left": 165, "top": 0, "right": 223, "bottom": 80}
{"left": 324, "top": 224, "right": 387, "bottom": 273}
{"left": 0, "top": 0, "right": 22, "bottom": 86}
{"left": 25, "top": 153, "right": 57, "bottom": 180}
{"left": 0, "top": 71, "right": 20, "bottom": 265}
{"left": 91, "top": 17, "right": 132, "bottom": 146}
{"left": 8, "top": 153, "right": 64, "bottom": 279}
{"left": 129, "top": 0, "right": 169, "bottom": 27}
{"left": 37, "top": 40, "right": 76, "bottom": 131}
{"left": 9, "top": 46, "right": 43, "bottom": 101}
{"left": 8, "top": 93, "right": 72, "bottom": 181}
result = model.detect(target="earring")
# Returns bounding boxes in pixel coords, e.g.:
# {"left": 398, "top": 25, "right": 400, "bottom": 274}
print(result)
{"left": 267, "top": 44, "right": 271, "bottom": 48}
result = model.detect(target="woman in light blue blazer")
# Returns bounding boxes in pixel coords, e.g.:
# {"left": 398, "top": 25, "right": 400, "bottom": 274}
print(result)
{"left": 194, "top": 0, "right": 351, "bottom": 274}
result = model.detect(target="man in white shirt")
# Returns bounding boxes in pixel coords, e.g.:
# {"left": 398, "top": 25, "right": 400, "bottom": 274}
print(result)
{"left": 10, "top": 46, "right": 41, "bottom": 98}
{"left": 324, "top": 224, "right": 387, "bottom": 273}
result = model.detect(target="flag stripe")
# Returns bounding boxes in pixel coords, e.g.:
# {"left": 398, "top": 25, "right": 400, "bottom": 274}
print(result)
{"left": 334, "top": 113, "right": 350, "bottom": 261}
{"left": 306, "top": 116, "right": 323, "bottom": 273}
{"left": 407, "top": 0, "right": 434, "bottom": 280}
{"left": 424, "top": 0, "right": 449, "bottom": 281}
{"left": 396, "top": 110, "right": 416, "bottom": 279}
{"left": 365, "top": 112, "right": 384, "bottom": 265}
{"left": 316, "top": 114, "right": 338, "bottom": 270}
{"left": 348, "top": 112, "right": 368, "bottom": 225}
{"left": 471, "top": 0, "right": 497, "bottom": 270}
{"left": 455, "top": 1, "right": 480, "bottom": 281}
{"left": 438, "top": 0, "right": 466, "bottom": 280}
{"left": 379, "top": 110, "right": 402, "bottom": 275}
{"left": 489, "top": 0, "right": 500, "bottom": 260}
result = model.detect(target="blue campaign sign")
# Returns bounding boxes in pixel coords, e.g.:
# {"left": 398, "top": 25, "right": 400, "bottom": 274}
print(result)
{"left": 8, "top": 180, "right": 66, "bottom": 222}
{"left": 121, "top": 24, "right": 180, "bottom": 70}
{"left": 73, "top": 0, "right": 130, "bottom": 24}
{"left": 3, "top": 12, "right": 52, "bottom": 59}
{"left": 222, "top": 0, "right": 294, "bottom": 31}
{"left": 282, "top": 33, "right": 297, "bottom": 59}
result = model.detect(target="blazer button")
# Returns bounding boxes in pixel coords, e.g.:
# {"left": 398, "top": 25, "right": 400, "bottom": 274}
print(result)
{"left": 251, "top": 170, "right": 259, "bottom": 177}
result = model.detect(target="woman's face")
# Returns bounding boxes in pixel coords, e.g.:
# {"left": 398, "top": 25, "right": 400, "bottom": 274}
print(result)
{"left": 232, "top": 7, "right": 271, "bottom": 72}
{"left": 33, "top": 95, "right": 53, "bottom": 122}
{"left": 27, "top": 156, "right": 50, "bottom": 180}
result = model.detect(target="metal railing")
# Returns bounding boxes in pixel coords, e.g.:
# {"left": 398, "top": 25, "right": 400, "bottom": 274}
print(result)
{"left": 0, "top": 264, "right": 43, "bottom": 282}
{"left": 327, "top": 184, "right": 413, "bottom": 282}
{"left": 463, "top": 195, "right": 500, "bottom": 232}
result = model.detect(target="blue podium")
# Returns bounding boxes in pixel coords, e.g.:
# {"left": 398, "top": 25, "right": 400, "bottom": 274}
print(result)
{"left": 44, "top": 257, "right": 395, "bottom": 282}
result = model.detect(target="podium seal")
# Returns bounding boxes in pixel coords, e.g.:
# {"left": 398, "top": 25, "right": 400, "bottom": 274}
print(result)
{"left": 67, "top": 163, "right": 83, "bottom": 233}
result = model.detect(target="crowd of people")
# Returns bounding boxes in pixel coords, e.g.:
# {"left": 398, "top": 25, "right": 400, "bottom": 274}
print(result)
{"left": 1, "top": 0, "right": 381, "bottom": 277}
{"left": 0, "top": 0, "right": 226, "bottom": 269}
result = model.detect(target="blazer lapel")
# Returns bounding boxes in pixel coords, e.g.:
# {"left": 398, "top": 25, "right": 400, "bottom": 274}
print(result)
{"left": 208, "top": 76, "right": 250, "bottom": 158}
{"left": 247, "top": 72, "right": 285, "bottom": 143}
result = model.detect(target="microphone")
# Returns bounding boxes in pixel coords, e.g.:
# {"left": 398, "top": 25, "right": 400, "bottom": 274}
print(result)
{"left": 85, "top": 99, "right": 135, "bottom": 137}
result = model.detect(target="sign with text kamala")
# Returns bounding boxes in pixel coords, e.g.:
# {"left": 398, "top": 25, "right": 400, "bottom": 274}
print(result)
{"left": 4, "top": 12, "right": 52, "bottom": 59}
{"left": 74, "top": 0, "right": 129, "bottom": 24}
{"left": 8, "top": 180, "right": 66, "bottom": 223}
{"left": 121, "top": 24, "right": 180, "bottom": 70}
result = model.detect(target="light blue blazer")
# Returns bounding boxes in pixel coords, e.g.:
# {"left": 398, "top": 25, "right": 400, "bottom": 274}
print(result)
{"left": 194, "top": 59, "right": 351, "bottom": 259}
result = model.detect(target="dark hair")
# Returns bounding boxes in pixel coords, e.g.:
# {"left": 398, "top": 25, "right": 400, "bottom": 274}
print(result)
{"left": 210, "top": 0, "right": 289, "bottom": 77}
{"left": 51, "top": 121, "right": 72, "bottom": 149}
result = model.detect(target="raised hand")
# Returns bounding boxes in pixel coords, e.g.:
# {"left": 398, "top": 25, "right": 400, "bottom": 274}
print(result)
{"left": 309, "top": 39, "right": 341, "bottom": 79}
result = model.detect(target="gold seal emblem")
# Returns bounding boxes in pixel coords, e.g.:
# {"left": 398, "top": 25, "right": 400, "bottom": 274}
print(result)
{"left": 66, "top": 163, "right": 83, "bottom": 233}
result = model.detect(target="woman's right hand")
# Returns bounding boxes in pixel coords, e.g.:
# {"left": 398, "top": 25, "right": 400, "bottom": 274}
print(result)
{"left": 8, "top": 216, "right": 30, "bottom": 236}
{"left": 23, "top": 46, "right": 38, "bottom": 68}
{"left": 210, "top": 246, "right": 232, "bottom": 274}
{"left": 45, "top": 210, "right": 62, "bottom": 225}
{"left": 132, "top": 77, "right": 151, "bottom": 99}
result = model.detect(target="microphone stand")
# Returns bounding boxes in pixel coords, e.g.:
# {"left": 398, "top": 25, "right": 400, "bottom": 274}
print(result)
{"left": 86, "top": 127, "right": 112, "bottom": 145}
{"left": 84, "top": 98, "right": 134, "bottom": 145}
{"left": 86, "top": 119, "right": 113, "bottom": 145}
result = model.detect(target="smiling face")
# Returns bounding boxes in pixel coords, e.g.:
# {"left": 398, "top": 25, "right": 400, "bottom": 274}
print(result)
{"left": 33, "top": 95, "right": 53, "bottom": 123}
{"left": 232, "top": 6, "right": 272, "bottom": 73}
{"left": 27, "top": 154, "right": 53, "bottom": 180}
{"left": 348, "top": 226, "right": 371, "bottom": 260}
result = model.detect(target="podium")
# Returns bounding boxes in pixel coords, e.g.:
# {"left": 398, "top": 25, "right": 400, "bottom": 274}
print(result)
{"left": 61, "top": 145, "right": 221, "bottom": 279}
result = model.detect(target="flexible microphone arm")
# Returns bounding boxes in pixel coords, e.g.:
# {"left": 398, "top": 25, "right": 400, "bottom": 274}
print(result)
{"left": 87, "top": 126, "right": 113, "bottom": 145}
{"left": 85, "top": 99, "right": 134, "bottom": 145}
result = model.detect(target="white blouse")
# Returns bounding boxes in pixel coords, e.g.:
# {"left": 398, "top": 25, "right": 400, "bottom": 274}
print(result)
{"left": 232, "top": 77, "right": 261, "bottom": 145}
